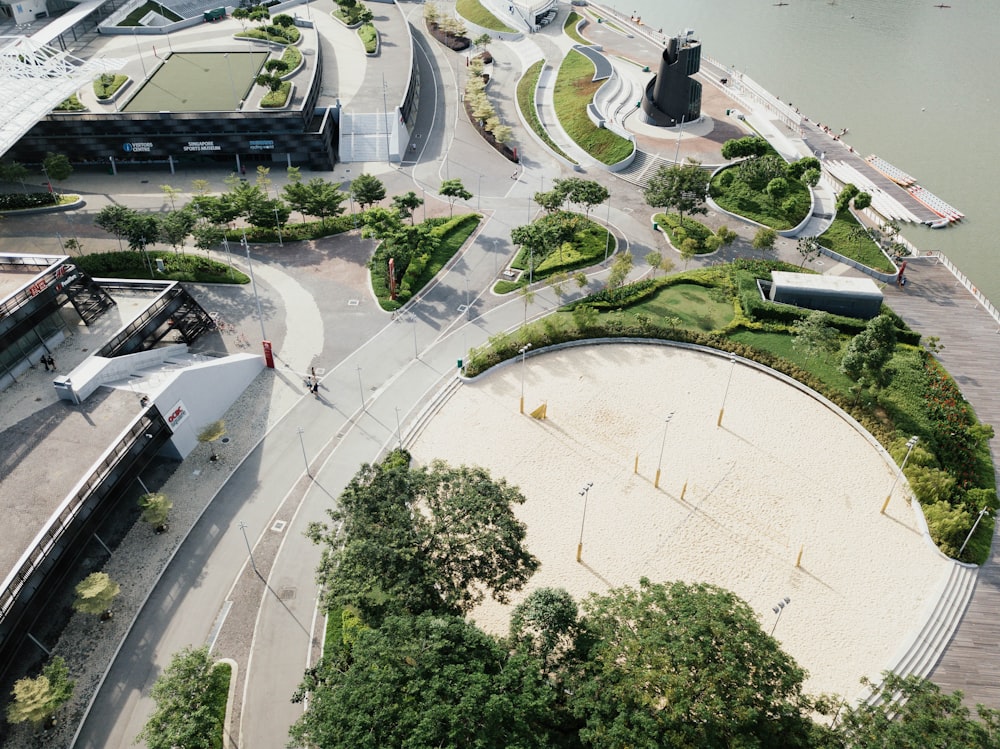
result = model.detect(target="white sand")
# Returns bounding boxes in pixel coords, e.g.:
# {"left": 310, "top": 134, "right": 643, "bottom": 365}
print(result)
{"left": 409, "top": 342, "right": 952, "bottom": 702}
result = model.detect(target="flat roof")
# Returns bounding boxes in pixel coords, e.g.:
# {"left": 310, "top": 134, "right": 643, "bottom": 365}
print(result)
{"left": 771, "top": 271, "right": 883, "bottom": 296}
{"left": 0, "top": 387, "right": 139, "bottom": 586}
{"left": 0, "top": 268, "right": 37, "bottom": 300}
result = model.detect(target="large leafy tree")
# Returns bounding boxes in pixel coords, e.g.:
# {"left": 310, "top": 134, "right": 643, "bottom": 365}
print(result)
{"left": 837, "top": 673, "right": 1000, "bottom": 748}
{"left": 840, "top": 314, "right": 897, "bottom": 387}
{"left": 350, "top": 172, "right": 386, "bottom": 210}
{"left": 94, "top": 204, "right": 136, "bottom": 250}
{"left": 644, "top": 160, "right": 709, "bottom": 222}
{"left": 136, "top": 646, "right": 229, "bottom": 749}
{"left": 306, "top": 450, "right": 539, "bottom": 624}
{"left": 392, "top": 190, "right": 423, "bottom": 224}
{"left": 159, "top": 208, "right": 196, "bottom": 254}
{"left": 291, "top": 613, "right": 558, "bottom": 749}
{"left": 721, "top": 135, "right": 769, "bottom": 160}
{"left": 792, "top": 311, "right": 841, "bottom": 361}
{"left": 569, "top": 578, "right": 824, "bottom": 749}
{"left": 554, "top": 177, "right": 609, "bottom": 218}
{"left": 73, "top": 571, "right": 120, "bottom": 616}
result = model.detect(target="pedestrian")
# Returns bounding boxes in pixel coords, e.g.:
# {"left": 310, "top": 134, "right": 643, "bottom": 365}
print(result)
{"left": 41, "top": 355, "right": 50, "bottom": 372}
{"left": 46, "top": 355, "right": 55, "bottom": 370}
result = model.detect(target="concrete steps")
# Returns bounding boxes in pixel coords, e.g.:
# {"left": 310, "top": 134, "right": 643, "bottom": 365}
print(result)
{"left": 339, "top": 112, "right": 391, "bottom": 163}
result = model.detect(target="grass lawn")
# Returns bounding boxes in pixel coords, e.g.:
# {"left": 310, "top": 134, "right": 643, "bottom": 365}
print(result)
{"left": 76, "top": 250, "right": 250, "bottom": 284}
{"left": 94, "top": 74, "right": 128, "bottom": 100}
{"left": 553, "top": 50, "right": 634, "bottom": 165}
{"left": 281, "top": 45, "right": 303, "bottom": 70}
{"left": 817, "top": 209, "right": 895, "bottom": 272}
{"left": 564, "top": 11, "right": 588, "bottom": 44}
{"left": 359, "top": 22, "right": 377, "bottom": 53}
{"left": 457, "top": 0, "right": 515, "bottom": 32}
{"left": 119, "top": 0, "right": 182, "bottom": 25}
{"left": 371, "top": 214, "right": 481, "bottom": 310}
{"left": 517, "top": 61, "right": 577, "bottom": 164}
{"left": 710, "top": 165, "right": 811, "bottom": 230}
{"left": 261, "top": 81, "right": 292, "bottom": 108}
{"left": 496, "top": 213, "right": 611, "bottom": 293}
{"left": 654, "top": 213, "right": 716, "bottom": 254}
{"left": 728, "top": 329, "right": 855, "bottom": 395}
{"left": 624, "top": 282, "right": 735, "bottom": 333}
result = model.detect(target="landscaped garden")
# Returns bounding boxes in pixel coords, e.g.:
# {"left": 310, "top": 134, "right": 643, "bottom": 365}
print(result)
{"left": 456, "top": 0, "right": 514, "bottom": 33}
{"left": 76, "top": 250, "right": 250, "bottom": 284}
{"left": 553, "top": 50, "right": 633, "bottom": 165}
{"left": 467, "top": 259, "right": 997, "bottom": 565}
{"left": 118, "top": 0, "right": 182, "bottom": 25}
{"left": 517, "top": 61, "right": 576, "bottom": 164}
{"left": 563, "top": 11, "right": 588, "bottom": 45}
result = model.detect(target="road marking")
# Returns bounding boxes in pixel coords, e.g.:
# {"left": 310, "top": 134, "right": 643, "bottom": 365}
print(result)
{"left": 206, "top": 600, "right": 233, "bottom": 653}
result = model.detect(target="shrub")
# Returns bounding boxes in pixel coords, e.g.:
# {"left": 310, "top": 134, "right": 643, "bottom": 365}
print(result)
{"left": 261, "top": 81, "right": 293, "bottom": 107}
{"left": 0, "top": 192, "right": 59, "bottom": 210}
{"left": 94, "top": 73, "right": 128, "bottom": 100}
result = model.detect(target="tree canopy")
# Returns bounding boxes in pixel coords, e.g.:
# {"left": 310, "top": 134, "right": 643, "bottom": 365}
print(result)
{"left": 840, "top": 314, "right": 897, "bottom": 387}
{"left": 291, "top": 613, "right": 557, "bottom": 749}
{"left": 439, "top": 178, "right": 473, "bottom": 217}
{"left": 306, "top": 450, "right": 539, "bottom": 624}
{"left": 350, "top": 173, "right": 386, "bottom": 210}
{"left": 6, "top": 656, "right": 74, "bottom": 728}
{"left": 644, "top": 161, "right": 710, "bottom": 220}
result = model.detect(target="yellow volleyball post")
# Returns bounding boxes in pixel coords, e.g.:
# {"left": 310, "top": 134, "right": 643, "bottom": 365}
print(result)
{"left": 795, "top": 544, "right": 804, "bottom": 568}
{"left": 576, "top": 542, "right": 582, "bottom": 563}
{"left": 519, "top": 395, "right": 524, "bottom": 414}
{"left": 634, "top": 453, "right": 639, "bottom": 474}
{"left": 680, "top": 480, "right": 688, "bottom": 500}
{"left": 530, "top": 402, "right": 547, "bottom": 419}
{"left": 880, "top": 494, "right": 892, "bottom": 515}
{"left": 654, "top": 468, "right": 661, "bottom": 489}
{"left": 717, "top": 408, "right": 724, "bottom": 427}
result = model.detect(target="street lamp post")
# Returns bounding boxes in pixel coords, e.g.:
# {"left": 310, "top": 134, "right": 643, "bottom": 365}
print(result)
{"left": 717, "top": 353, "right": 737, "bottom": 427}
{"left": 273, "top": 207, "right": 283, "bottom": 247}
{"left": 605, "top": 194, "right": 612, "bottom": 262}
{"left": 654, "top": 411, "right": 675, "bottom": 489}
{"left": 576, "top": 482, "right": 593, "bottom": 563}
{"left": 241, "top": 231, "right": 267, "bottom": 341}
{"left": 477, "top": 173, "right": 482, "bottom": 211}
{"left": 239, "top": 520, "right": 260, "bottom": 578}
{"left": 770, "top": 596, "right": 791, "bottom": 636}
{"left": 296, "top": 427, "right": 310, "bottom": 476}
{"left": 881, "top": 436, "right": 918, "bottom": 514}
{"left": 395, "top": 406, "right": 403, "bottom": 449}
{"left": 221, "top": 236, "right": 234, "bottom": 279}
{"left": 357, "top": 365, "right": 366, "bottom": 411}
{"left": 519, "top": 343, "right": 532, "bottom": 414}
{"left": 958, "top": 506, "right": 991, "bottom": 557}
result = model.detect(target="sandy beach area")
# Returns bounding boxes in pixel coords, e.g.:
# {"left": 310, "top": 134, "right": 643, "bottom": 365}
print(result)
{"left": 409, "top": 342, "right": 953, "bottom": 703}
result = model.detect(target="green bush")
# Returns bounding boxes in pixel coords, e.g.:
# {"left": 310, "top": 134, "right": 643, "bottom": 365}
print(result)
{"left": 228, "top": 214, "right": 354, "bottom": 243}
{"left": 709, "top": 160, "right": 811, "bottom": 230}
{"left": 0, "top": 192, "right": 59, "bottom": 211}
{"left": 94, "top": 73, "right": 128, "bottom": 100}
{"left": 75, "top": 250, "right": 250, "bottom": 284}
{"left": 358, "top": 22, "right": 377, "bottom": 53}
{"left": 654, "top": 213, "right": 715, "bottom": 254}
{"left": 261, "top": 81, "right": 292, "bottom": 107}
{"left": 281, "top": 44, "right": 302, "bottom": 70}
{"left": 55, "top": 94, "right": 85, "bottom": 112}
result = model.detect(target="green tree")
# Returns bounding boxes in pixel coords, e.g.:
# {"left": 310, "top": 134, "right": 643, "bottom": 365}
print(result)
{"left": 792, "top": 311, "right": 840, "bottom": 361}
{"left": 570, "top": 578, "right": 822, "bottom": 748}
{"left": 534, "top": 188, "right": 565, "bottom": 214}
{"left": 439, "top": 178, "right": 473, "bottom": 217}
{"left": 299, "top": 178, "right": 346, "bottom": 228}
{"left": 509, "top": 587, "right": 582, "bottom": 673}
{"left": 391, "top": 190, "right": 423, "bottom": 224}
{"left": 94, "top": 203, "right": 136, "bottom": 250}
{"left": 42, "top": 152, "right": 72, "bottom": 194}
{"left": 136, "top": 646, "right": 230, "bottom": 749}
{"left": 797, "top": 235, "right": 821, "bottom": 267}
{"left": 191, "top": 220, "right": 226, "bottom": 256}
{"left": 159, "top": 209, "right": 196, "bottom": 254}
{"left": 840, "top": 314, "right": 897, "bottom": 387}
{"left": 644, "top": 160, "right": 709, "bottom": 222}
{"left": 645, "top": 251, "right": 662, "bottom": 276}
{"left": 6, "top": 656, "right": 74, "bottom": 728}
{"left": 679, "top": 237, "right": 698, "bottom": 268}
{"left": 291, "top": 613, "right": 558, "bottom": 749}
{"left": 73, "top": 571, "right": 120, "bottom": 616}
{"left": 197, "top": 419, "right": 226, "bottom": 461}
{"left": 752, "top": 226, "right": 778, "bottom": 258}
{"left": 836, "top": 183, "right": 860, "bottom": 212}
{"left": 139, "top": 492, "right": 173, "bottom": 529}
{"left": 554, "top": 178, "right": 609, "bottom": 219}
{"left": 837, "top": 673, "right": 1000, "bottom": 748}
{"left": 720, "top": 136, "right": 769, "bottom": 160}
{"left": 853, "top": 191, "right": 872, "bottom": 210}
{"left": 606, "top": 249, "right": 633, "bottom": 288}
{"left": 351, "top": 172, "right": 386, "bottom": 211}
{"left": 0, "top": 160, "right": 31, "bottom": 191}
{"left": 160, "top": 184, "right": 182, "bottom": 210}
{"left": 306, "top": 451, "right": 539, "bottom": 624}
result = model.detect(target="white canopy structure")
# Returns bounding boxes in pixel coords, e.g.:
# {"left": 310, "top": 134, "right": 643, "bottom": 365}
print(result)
{"left": 0, "top": 35, "right": 125, "bottom": 158}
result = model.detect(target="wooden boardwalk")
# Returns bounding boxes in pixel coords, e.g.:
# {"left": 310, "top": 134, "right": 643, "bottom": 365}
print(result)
{"left": 880, "top": 258, "right": 1000, "bottom": 708}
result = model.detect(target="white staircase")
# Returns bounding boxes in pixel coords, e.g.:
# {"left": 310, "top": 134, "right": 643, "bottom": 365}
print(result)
{"left": 339, "top": 112, "right": 392, "bottom": 163}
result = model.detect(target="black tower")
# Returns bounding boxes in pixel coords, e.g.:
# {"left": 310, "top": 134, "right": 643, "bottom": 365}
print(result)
{"left": 641, "top": 31, "right": 702, "bottom": 127}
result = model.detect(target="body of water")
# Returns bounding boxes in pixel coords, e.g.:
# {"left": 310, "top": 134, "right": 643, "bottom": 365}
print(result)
{"left": 605, "top": 0, "right": 999, "bottom": 302}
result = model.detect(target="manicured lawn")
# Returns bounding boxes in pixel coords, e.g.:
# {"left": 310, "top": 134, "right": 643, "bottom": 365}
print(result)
{"left": 76, "top": 250, "right": 250, "bottom": 284}
{"left": 517, "top": 61, "right": 577, "bottom": 164}
{"left": 94, "top": 74, "right": 128, "bottom": 100}
{"left": 281, "top": 45, "right": 302, "bottom": 70}
{"left": 564, "top": 11, "right": 588, "bottom": 45}
{"left": 727, "top": 329, "right": 855, "bottom": 394}
{"left": 358, "top": 22, "right": 377, "bottom": 53}
{"left": 553, "top": 50, "right": 634, "bottom": 165}
{"left": 624, "top": 282, "right": 735, "bottom": 332}
{"left": 817, "top": 209, "right": 895, "bottom": 272}
{"left": 261, "top": 81, "right": 292, "bottom": 108}
{"left": 457, "top": 0, "right": 515, "bottom": 32}
{"left": 119, "top": 0, "right": 182, "bottom": 25}
{"left": 654, "top": 213, "right": 716, "bottom": 254}
{"left": 710, "top": 164, "right": 811, "bottom": 230}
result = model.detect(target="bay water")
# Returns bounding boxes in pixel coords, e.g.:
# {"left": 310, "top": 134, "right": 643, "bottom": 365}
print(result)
{"left": 605, "top": 0, "right": 1000, "bottom": 302}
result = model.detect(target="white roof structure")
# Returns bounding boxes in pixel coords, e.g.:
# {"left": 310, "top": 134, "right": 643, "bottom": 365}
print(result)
{"left": 0, "top": 35, "right": 125, "bottom": 158}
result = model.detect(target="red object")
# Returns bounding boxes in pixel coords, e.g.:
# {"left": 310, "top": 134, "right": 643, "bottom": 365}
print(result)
{"left": 513, "top": 147, "right": 518, "bottom": 161}
{"left": 262, "top": 340, "right": 275, "bottom": 368}
{"left": 389, "top": 257, "right": 397, "bottom": 300}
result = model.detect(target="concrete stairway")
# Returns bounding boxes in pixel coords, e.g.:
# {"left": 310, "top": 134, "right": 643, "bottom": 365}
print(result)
{"left": 339, "top": 112, "right": 391, "bottom": 163}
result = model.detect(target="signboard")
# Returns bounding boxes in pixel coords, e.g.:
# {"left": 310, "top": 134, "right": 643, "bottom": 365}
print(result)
{"left": 183, "top": 141, "right": 221, "bottom": 152}
{"left": 123, "top": 142, "right": 154, "bottom": 153}
{"left": 165, "top": 400, "right": 189, "bottom": 432}
{"left": 249, "top": 139, "right": 275, "bottom": 151}
{"left": 262, "top": 340, "right": 274, "bottom": 369}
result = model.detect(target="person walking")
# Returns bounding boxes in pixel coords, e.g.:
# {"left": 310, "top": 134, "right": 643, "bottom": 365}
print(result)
{"left": 41, "top": 355, "right": 50, "bottom": 372}
{"left": 46, "top": 355, "right": 56, "bottom": 371}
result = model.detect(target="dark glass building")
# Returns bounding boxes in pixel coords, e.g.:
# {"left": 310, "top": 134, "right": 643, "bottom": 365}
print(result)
{"left": 640, "top": 31, "right": 702, "bottom": 128}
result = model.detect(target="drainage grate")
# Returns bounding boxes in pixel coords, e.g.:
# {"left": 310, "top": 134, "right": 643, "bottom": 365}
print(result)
{"left": 347, "top": 299, "right": 360, "bottom": 306}
{"left": 280, "top": 587, "right": 296, "bottom": 600}
{"left": 271, "top": 520, "right": 287, "bottom": 533}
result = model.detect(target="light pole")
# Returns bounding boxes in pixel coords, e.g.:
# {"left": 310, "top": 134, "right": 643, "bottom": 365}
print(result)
{"left": 881, "top": 436, "right": 918, "bottom": 514}
{"left": 395, "top": 406, "right": 403, "bottom": 449}
{"left": 273, "top": 206, "right": 283, "bottom": 247}
{"left": 382, "top": 74, "right": 391, "bottom": 165}
{"left": 477, "top": 173, "right": 482, "bottom": 211}
{"left": 519, "top": 343, "right": 532, "bottom": 414}
{"left": 221, "top": 236, "right": 234, "bottom": 279}
{"left": 241, "top": 231, "right": 267, "bottom": 341}
{"left": 654, "top": 411, "right": 675, "bottom": 489}
{"left": 770, "top": 596, "right": 790, "bottom": 636}
{"left": 958, "top": 506, "right": 991, "bottom": 557}
{"left": 576, "top": 482, "right": 593, "bottom": 563}
{"left": 357, "top": 365, "right": 366, "bottom": 411}
{"left": 604, "top": 194, "right": 612, "bottom": 262}
{"left": 296, "top": 427, "right": 310, "bottom": 476}
{"left": 239, "top": 520, "right": 260, "bottom": 578}
{"left": 717, "top": 353, "right": 737, "bottom": 427}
